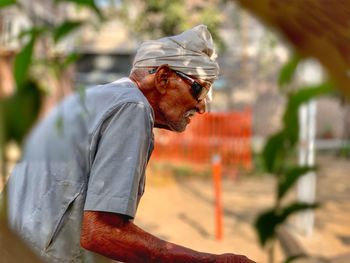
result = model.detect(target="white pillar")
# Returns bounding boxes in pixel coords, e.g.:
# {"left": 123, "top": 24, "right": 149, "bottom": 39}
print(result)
{"left": 297, "top": 100, "right": 317, "bottom": 236}
{"left": 295, "top": 59, "right": 323, "bottom": 236}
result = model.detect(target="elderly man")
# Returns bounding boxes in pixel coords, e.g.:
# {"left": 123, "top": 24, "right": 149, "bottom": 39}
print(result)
{"left": 7, "top": 25, "right": 255, "bottom": 262}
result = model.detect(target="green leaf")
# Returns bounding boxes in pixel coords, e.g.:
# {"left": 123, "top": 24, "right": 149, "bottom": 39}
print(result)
{"left": 0, "top": 100, "right": 6, "bottom": 146}
{"left": 20, "top": 26, "right": 48, "bottom": 36}
{"left": 278, "top": 53, "right": 301, "bottom": 88}
{"left": 282, "top": 94, "right": 300, "bottom": 146}
{"left": 62, "top": 53, "right": 80, "bottom": 69}
{"left": 0, "top": 0, "right": 16, "bottom": 8}
{"left": 255, "top": 202, "right": 319, "bottom": 246}
{"left": 278, "top": 166, "right": 316, "bottom": 199}
{"left": 282, "top": 81, "right": 334, "bottom": 145}
{"left": 262, "top": 131, "right": 285, "bottom": 173}
{"left": 13, "top": 33, "right": 37, "bottom": 88}
{"left": 281, "top": 202, "right": 319, "bottom": 219}
{"left": 3, "top": 80, "right": 43, "bottom": 144}
{"left": 289, "top": 81, "right": 334, "bottom": 107}
{"left": 255, "top": 208, "right": 282, "bottom": 246}
{"left": 53, "top": 20, "right": 83, "bottom": 43}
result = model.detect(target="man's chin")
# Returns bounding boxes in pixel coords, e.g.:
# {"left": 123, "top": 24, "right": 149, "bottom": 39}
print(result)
{"left": 158, "top": 123, "right": 187, "bottom": 132}
{"left": 154, "top": 119, "right": 188, "bottom": 132}
{"left": 167, "top": 125, "right": 186, "bottom": 132}
{"left": 170, "top": 119, "right": 190, "bottom": 132}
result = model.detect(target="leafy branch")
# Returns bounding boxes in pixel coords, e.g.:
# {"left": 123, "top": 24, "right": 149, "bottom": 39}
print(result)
{"left": 255, "top": 53, "right": 334, "bottom": 262}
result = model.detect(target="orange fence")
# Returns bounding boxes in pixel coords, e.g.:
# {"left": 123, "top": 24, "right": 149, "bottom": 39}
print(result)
{"left": 152, "top": 108, "right": 252, "bottom": 173}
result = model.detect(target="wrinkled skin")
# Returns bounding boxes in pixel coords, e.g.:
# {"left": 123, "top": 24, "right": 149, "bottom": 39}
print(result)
{"left": 147, "top": 65, "right": 207, "bottom": 132}
{"left": 81, "top": 211, "right": 256, "bottom": 263}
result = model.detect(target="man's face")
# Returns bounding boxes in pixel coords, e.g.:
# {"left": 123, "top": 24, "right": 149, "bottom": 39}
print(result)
{"left": 155, "top": 69, "right": 212, "bottom": 132}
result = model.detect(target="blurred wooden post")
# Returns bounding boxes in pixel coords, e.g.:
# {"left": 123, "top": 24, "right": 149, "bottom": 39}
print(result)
{"left": 0, "top": 49, "right": 15, "bottom": 97}
{"left": 212, "top": 154, "right": 223, "bottom": 240}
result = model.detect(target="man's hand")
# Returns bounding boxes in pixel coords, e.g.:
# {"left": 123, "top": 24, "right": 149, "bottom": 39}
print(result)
{"left": 81, "top": 211, "right": 256, "bottom": 263}
{"left": 215, "top": 253, "right": 256, "bottom": 263}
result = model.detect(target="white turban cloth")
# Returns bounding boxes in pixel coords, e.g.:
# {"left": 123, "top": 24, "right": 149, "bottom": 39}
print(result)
{"left": 132, "top": 24, "right": 219, "bottom": 81}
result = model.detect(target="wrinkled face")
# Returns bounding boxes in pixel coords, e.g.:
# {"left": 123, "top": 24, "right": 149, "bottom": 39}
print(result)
{"left": 155, "top": 69, "right": 212, "bottom": 132}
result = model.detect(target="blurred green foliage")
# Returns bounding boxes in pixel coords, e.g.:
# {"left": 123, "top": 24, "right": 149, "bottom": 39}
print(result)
{"left": 255, "top": 53, "right": 335, "bottom": 262}
{"left": 278, "top": 54, "right": 301, "bottom": 88}
{"left": 338, "top": 142, "right": 350, "bottom": 158}
{"left": 0, "top": 0, "right": 16, "bottom": 8}
{"left": 120, "top": 0, "right": 225, "bottom": 51}
{"left": 0, "top": 0, "right": 103, "bottom": 147}
{"left": 256, "top": 202, "right": 319, "bottom": 246}
{"left": 2, "top": 79, "right": 43, "bottom": 143}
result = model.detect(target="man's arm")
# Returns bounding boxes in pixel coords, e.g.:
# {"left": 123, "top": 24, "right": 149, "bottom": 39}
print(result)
{"left": 80, "top": 211, "right": 255, "bottom": 263}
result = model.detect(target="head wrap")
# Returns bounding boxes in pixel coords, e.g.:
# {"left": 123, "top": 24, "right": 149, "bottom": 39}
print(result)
{"left": 132, "top": 24, "right": 219, "bottom": 80}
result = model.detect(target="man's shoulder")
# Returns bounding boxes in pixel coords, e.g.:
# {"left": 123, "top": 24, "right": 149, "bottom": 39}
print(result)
{"left": 87, "top": 78, "right": 150, "bottom": 109}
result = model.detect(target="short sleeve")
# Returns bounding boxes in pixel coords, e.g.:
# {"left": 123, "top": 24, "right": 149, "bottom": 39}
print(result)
{"left": 84, "top": 102, "right": 153, "bottom": 218}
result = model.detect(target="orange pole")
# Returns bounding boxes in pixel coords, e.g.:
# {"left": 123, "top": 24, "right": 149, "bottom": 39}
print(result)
{"left": 212, "top": 154, "right": 223, "bottom": 240}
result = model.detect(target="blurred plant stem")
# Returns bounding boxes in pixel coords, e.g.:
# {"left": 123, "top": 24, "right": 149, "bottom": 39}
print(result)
{"left": 268, "top": 241, "right": 275, "bottom": 263}
{"left": 0, "top": 102, "right": 7, "bottom": 222}
{"left": 254, "top": 54, "right": 333, "bottom": 262}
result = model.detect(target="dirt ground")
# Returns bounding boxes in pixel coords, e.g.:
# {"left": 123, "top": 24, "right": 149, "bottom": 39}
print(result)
{"left": 1, "top": 149, "right": 349, "bottom": 263}
{"left": 136, "top": 154, "right": 350, "bottom": 263}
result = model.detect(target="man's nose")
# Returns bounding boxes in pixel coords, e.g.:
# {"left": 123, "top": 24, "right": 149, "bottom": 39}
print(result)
{"left": 196, "top": 99, "right": 207, "bottom": 114}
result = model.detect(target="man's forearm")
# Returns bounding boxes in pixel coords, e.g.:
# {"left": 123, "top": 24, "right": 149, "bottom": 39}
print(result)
{"left": 80, "top": 211, "right": 216, "bottom": 263}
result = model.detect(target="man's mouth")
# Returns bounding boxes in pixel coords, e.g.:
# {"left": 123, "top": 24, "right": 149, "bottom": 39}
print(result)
{"left": 184, "top": 110, "right": 196, "bottom": 123}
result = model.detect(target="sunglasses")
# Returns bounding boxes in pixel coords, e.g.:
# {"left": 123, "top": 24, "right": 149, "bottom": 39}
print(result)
{"left": 149, "top": 68, "right": 210, "bottom": 101}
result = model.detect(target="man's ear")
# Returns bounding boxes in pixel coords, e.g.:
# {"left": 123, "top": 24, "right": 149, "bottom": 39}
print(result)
{"left": 154, "top": 64, "right": 171, "bottom": 94}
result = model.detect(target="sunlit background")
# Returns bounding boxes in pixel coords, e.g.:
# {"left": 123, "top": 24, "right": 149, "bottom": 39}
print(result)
{"left": 0, "top": 1, "right": 349, "bottom": 262}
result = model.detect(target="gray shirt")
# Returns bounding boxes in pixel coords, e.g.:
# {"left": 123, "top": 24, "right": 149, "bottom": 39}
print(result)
{"left": 7, "top": 78, "right": 154, "bottom": 262}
